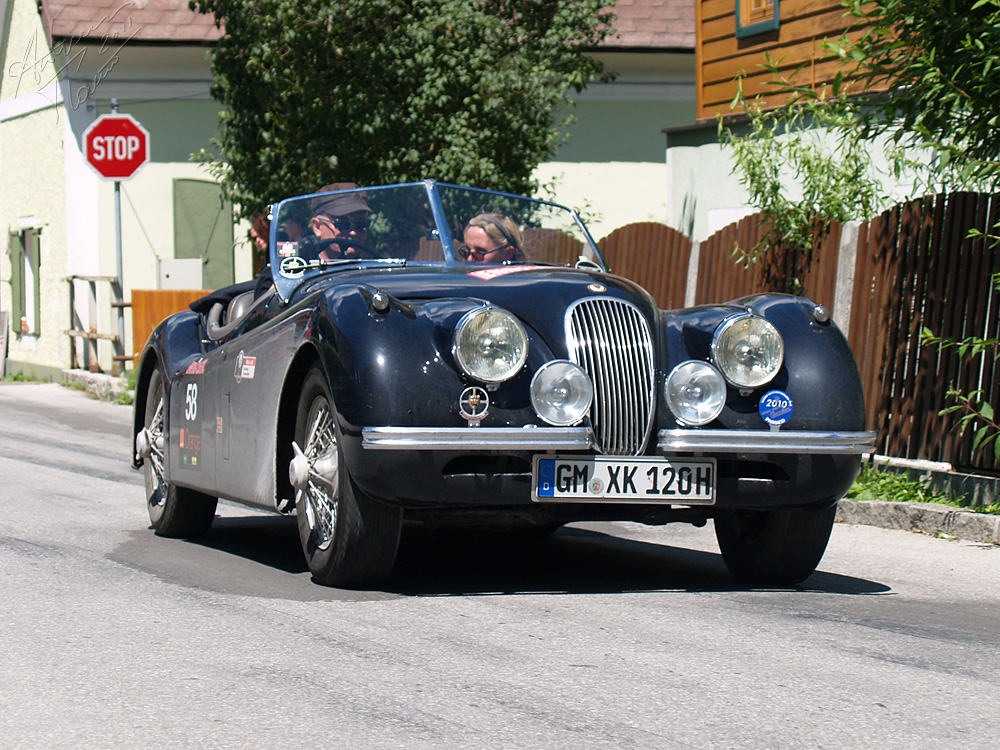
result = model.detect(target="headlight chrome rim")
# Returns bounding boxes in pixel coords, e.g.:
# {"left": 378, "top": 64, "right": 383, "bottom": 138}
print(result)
{"left": 711, "top": 313, "right": 784, "bottom": 389}
{"left": 530, "top": 360, "right": 594, "bottom": 427}
{"left": 452, "top": 306, "right": 529, "bottom": 384}
{"left": 664, "top": 360, "right": 727, "bottom": 426}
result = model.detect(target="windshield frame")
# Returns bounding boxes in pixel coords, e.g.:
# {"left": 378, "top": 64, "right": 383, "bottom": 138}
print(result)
{"left": 268, "top": 180, "right": 606, "bottom": 303}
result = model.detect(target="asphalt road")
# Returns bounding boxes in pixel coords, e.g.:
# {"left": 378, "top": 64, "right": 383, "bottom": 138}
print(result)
{"left": 1, "top": 383, "right": 998, "bottom": 749}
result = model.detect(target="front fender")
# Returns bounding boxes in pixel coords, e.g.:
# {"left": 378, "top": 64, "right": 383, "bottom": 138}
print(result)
{"left": 659, "top": 295, "right": 865, "bottom": 432}
{"left": 312, "top": 287, "right": 554, "bottom": 434}
{"left": 131, "top": 310, "right": 205, "bottom": 469}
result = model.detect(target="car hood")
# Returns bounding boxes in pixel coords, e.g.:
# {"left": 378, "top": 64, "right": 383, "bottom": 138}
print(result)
{"left": 292, "top": 263, "right": 656, "bottom": 316}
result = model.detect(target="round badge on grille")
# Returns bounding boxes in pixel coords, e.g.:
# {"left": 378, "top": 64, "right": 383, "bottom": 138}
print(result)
{"left": 459, "top": 387, "right": 490, "bottom": 427}
{"left": 588, "top": 283, "right": 607, "bottom": 293}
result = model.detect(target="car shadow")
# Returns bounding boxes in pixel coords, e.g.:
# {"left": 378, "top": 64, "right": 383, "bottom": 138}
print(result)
{"left": 166, "top": 515, "right": 890, "bottom": 598}
{"left": 194, "top": 514, "right": 307, "bottom": 574}
{"left": 383, "top": 523, "right": 891, "bottom": 597}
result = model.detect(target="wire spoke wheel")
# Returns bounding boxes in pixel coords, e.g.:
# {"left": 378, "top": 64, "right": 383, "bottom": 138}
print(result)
{"left": 137, "top": 368, "right": 217, "bottom": 538}
{"left": 293, "top": 364, "right": 402, "bottom": 588}
{"left": 144, "top": 389, "right": 168, "bottom": 515}
{"left": 299, "top": 397, "right": 339, "bottom": 550}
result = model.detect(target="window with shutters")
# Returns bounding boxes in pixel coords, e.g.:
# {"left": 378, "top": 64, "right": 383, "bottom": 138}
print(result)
{"left": 736, "top": 0, "right": 780, "bottom": 38}
{"left": 8, "top": 228, "right": 41, "bottom": 336}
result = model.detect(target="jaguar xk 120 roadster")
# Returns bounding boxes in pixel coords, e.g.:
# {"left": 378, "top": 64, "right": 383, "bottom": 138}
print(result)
{"left": 133, "top": 181, "right": 875, "bottom": 588}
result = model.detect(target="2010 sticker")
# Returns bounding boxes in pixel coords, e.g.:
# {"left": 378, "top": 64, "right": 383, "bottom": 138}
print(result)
{"left": 759, "top": 389, "right": 793, "bottom": 426}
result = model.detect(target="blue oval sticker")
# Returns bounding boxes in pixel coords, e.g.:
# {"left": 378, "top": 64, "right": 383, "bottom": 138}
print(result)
{"left": 759, "top": 389, "right": 794, "bottom": 426}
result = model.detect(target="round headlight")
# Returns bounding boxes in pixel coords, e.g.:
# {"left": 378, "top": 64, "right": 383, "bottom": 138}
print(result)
{"left": 712, "top": 314, "right": 784, "bottom": 389}
{"left": 530, "top": 361, "right": 593, "bottom": 426}
{"left": 665, "top": 361, "right": 726, "bottom": 426}
{"left": 453, "top": 307, "right": 528, "bottom": 383}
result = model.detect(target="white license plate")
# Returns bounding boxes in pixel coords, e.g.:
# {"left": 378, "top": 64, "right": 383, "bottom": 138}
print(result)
{"left": 532, "top": 456, "right": 716, "bottom": 504}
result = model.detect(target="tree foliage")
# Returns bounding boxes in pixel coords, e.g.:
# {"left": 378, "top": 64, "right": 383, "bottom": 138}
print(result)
{"left": 831, "top": 0, "right": 1000, "bottom": 188}
{"left": 190, "top": 0, "right": 614, "bottom": 214}
{"left": 720, "top": 87, "right": 899, "bottom": 258}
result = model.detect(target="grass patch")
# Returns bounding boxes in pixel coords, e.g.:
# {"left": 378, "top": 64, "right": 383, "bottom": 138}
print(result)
{"left": 847, "top": 465, "right": 1000, "bottom": 515}
{"left": 2, "top": 370, "right": 51, "bottom": 383}
{"left": 115, "top": 366, "right": 136, "bottom": 405}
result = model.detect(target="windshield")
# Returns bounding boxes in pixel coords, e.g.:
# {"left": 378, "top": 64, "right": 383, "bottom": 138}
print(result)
{"left": 269, "top": 181, "right": 604, "bottom": 300}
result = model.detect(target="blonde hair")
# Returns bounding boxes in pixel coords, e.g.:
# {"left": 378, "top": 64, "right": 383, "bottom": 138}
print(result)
{"left": 466, "top": 214, "right": 525, "bottom": 260}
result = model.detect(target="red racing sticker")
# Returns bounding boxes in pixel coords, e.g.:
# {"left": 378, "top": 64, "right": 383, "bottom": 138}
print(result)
{"left": 466, "top": 265, "right": 552, "bottom": 280}
{"left": 234, "top": 350, "right": 257, "bottom": 383}
{"left": 185, "top": 359, "right": 206, "bottom": 375}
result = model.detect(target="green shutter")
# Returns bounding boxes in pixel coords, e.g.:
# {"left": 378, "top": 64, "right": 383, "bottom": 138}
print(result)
{"left": 8, "top": 232, "right": 24, "bottom": 327}
{"left": 26, "top": 229, "right": 40, "bottom": 334}
{"left": 173, "top": 179, "right": 235, "bottom": 289}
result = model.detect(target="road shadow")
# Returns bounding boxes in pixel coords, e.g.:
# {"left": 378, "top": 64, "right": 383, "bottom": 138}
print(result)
{"left": 383, "top": 523, "right": 891, "bottom": 597}
{"left": 111, "top": 515, "right": 890, "bottom": 600}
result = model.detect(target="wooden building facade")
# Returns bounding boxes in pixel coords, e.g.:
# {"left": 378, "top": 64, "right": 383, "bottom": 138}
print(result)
{"left": 696, "top": 0, "right": 882, "bottom": 120}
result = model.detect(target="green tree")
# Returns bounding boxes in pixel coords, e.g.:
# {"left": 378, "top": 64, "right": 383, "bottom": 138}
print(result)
{"left": 720, "top": 87, "right": 903, "bottom": 261}
{"left": 832, "top": 0, "right": 1000, "bottom": 188}
{"left": 191, "top": 0, "right": 614, "bottom": 214}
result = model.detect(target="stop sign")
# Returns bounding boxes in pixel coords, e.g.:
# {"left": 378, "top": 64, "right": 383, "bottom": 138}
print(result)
{"left": 83, "top": 114, "right": 150, "bottom": 180}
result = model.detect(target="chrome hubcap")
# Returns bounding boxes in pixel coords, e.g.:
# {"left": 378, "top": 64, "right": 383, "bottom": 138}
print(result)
{"left": 142, "top": 395, "right": 167, "bottom": 509}
{"left": 294, "top": 398, "right": 339, "bottom": 551}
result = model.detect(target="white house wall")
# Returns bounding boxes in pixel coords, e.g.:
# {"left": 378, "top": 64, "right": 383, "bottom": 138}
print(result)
{"left": 0, "top": 0, "right": 70, "bottom": 374}
{"left": 1, "top": 0, "right": 253, "bottom": 373}
{"left": 539, "top": 51, "right": 695, "bottom": 240}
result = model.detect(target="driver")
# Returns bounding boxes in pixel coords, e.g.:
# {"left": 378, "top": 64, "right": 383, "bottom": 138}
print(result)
{"left": 303, "top": 182, "right": 372, "bottom": 260}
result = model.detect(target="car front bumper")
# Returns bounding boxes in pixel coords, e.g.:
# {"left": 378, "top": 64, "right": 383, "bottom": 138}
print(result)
{"left": 362, "top": 427, "right": 877, "bottom": 455}
{"left": 352, "top": 427, "right": 874, "bottom": 513}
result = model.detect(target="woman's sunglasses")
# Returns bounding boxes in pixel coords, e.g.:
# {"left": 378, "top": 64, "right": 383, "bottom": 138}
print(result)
{"left": 458, "top": 242, "right": 509, "bottom": 261}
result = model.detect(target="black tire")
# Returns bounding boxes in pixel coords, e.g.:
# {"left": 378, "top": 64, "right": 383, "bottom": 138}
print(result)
{"left": 292, "top": 365, "right": 402, "bottom": 588}
{"left": 714, "top": 505, "right": 837, "bottom": 585}
{"left": 141, "top": 368, "right": 217, "bottom": 538}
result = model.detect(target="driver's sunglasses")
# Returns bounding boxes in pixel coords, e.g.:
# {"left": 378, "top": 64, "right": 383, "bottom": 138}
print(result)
{"left": 458, "top": 242, "right": 508, "bottom": 261}
{"left": 323, "top": 215, "right": 370, "bottom": 233}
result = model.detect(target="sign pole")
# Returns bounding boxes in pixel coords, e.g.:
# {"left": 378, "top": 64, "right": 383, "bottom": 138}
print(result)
{"left": 82, "top": 104, "right": 150, "bottom": 376}
{"left": 111, "top": 98, "right": 125, "bottom": 376}
{"left": 114, "top": 179, "right": 125, "bottom": 375}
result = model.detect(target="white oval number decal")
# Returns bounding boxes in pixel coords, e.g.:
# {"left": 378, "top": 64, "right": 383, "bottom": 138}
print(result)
{"left": 185, "top": 382, "right": 198, "bottom": 421}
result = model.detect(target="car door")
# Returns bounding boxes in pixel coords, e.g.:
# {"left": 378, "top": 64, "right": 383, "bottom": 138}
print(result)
{"left": 211, "top": 293, "right": 299, "bottom": 509}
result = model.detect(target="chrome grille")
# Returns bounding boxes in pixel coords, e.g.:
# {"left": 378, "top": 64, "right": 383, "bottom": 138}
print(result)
{"left": 567, "top": 298, "right": 655, "bottom": 455}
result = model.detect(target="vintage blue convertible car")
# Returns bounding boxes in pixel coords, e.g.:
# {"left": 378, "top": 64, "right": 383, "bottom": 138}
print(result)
{"left": 132, "top": 181, "right": 875, "bottom": 588}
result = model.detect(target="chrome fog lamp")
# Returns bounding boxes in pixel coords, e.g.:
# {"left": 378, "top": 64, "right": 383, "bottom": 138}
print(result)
{"left": 712, "top": 314, "right": 784, "bottom": 389}
{"left": 530, "top": 360, "right": 593, "bottom": 426}
{"left": 665, "top": 361, "right": 726, "bottom": 426}
{"left": 453, "top": 307, "right": 528, "bottom": 383}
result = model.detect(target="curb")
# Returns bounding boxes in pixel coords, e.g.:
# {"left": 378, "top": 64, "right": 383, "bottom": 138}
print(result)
{"left": 61, "top": 369, "right": 132, "bottom": 402}
{"left": 836, "top": 500, "right": 1000, "bottom": 544}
